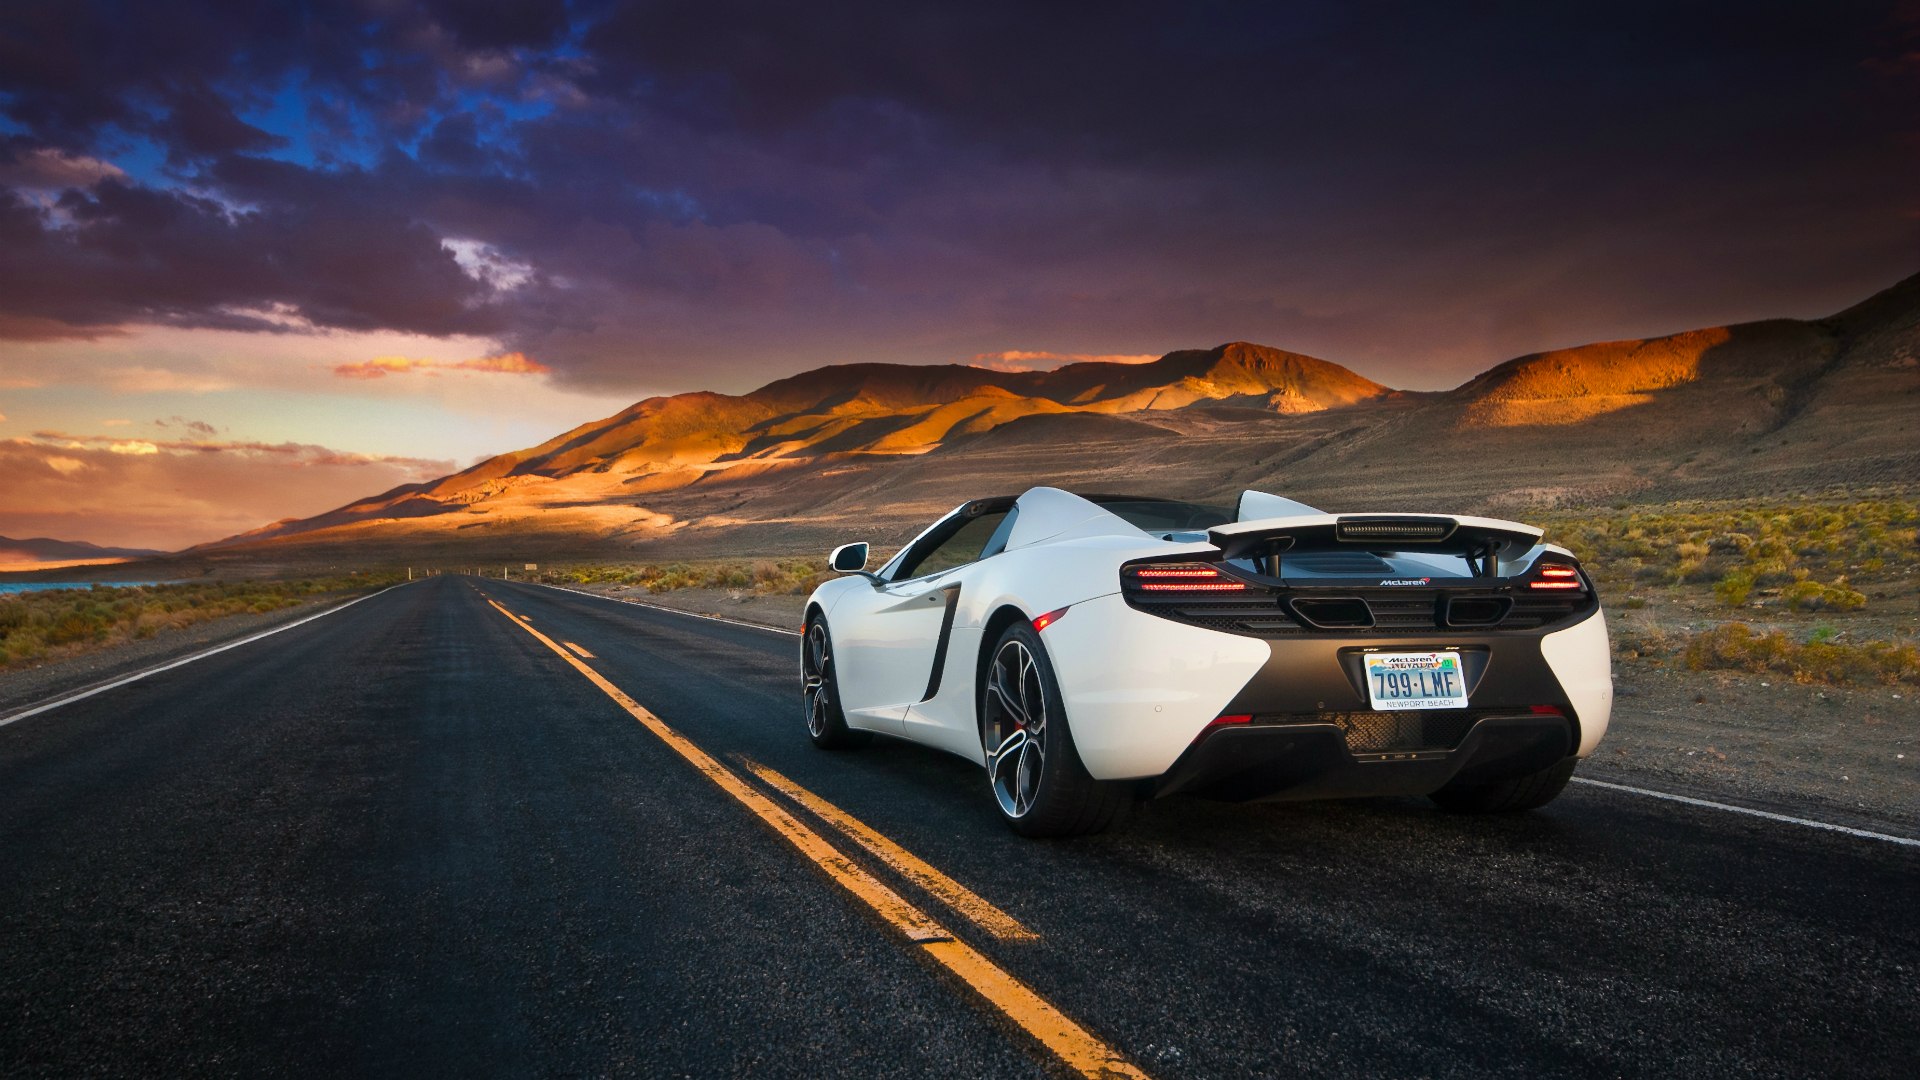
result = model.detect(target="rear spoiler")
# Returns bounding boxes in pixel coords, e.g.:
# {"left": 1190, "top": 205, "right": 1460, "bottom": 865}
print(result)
{"left": 1208, "top": 513, "right": 1544, "bottom": 563}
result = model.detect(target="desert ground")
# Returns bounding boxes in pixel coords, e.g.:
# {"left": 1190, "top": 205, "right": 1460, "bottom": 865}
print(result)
{"left": 6, "top": 273, "right": 1916, "bottom": 832}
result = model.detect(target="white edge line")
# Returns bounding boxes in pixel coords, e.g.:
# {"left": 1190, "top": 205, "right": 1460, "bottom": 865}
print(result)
{"left": 1571, "top": 777, "right": 1920, "bottom": 849}
{"left": 523, "top": 580, "right": 801, "bottom": 636}
{"left": 0, "top": 581, "right": 417, "bottom": 729}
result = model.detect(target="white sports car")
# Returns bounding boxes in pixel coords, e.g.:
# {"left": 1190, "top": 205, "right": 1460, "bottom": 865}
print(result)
{"left": 802, "top": 487, "right": 1612, "bottom": 836}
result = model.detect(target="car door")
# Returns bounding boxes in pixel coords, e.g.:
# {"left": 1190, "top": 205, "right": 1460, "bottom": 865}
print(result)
{"left": 832, "top": 508, "right": 1013, "bottom": 736}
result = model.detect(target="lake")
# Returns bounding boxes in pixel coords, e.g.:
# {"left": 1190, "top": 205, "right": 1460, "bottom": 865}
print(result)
{"left": 0, "top": 582, "right": 169, "bottom": 596}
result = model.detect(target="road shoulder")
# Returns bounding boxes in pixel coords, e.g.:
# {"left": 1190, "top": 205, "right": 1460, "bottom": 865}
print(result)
{"left": 0, "top": 589, "right": 388, "bottom": 716}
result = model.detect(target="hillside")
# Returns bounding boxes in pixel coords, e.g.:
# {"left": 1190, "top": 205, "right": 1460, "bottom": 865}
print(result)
{"left": 207, "top": 342, "right": 1390, "bottom": 547}
{"left": 0, "top": 535, "right": 164, "bottom": 572}
{"left": 180, "top": 271, "right": 1917, "bottom": 565}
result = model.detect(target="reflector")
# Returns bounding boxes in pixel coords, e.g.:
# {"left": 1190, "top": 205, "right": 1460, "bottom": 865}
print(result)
{"left": 1032, "top": 606, "right": 1070, "bottom": 631}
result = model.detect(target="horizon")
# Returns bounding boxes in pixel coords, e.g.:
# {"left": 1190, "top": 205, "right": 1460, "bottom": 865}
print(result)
{"left": 1, "top": 1, "right": 1915, "bottom": 550}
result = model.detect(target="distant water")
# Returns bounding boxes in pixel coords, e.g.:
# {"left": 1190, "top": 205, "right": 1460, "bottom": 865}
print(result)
{"left": 0, "top": 581, "right": 168, "bottom": 596}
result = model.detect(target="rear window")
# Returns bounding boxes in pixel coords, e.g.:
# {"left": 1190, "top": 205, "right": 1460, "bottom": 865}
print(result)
{"left": 1090, "top": 497, "right": 1234, "bottom": 533}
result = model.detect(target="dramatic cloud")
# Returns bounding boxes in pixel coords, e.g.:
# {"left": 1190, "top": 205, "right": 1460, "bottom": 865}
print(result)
{"left": 0, "top": 434, "right": 455, "bottom": 550}
{"left": 0, "top": 0, "right": 1910, "bottom": 394}
{"left": 154, "top": 416, "right": 218, "bottom": 437}
{"left": 28, "top": 430, "right": 451, "bottom": 470}
{"left": 331, "top": 351, "right": 550, "bottom": 379}
{"left": 0, "top": 178, "right": 509, "bottom": 340}
{"left": 0, "top": 144, "right": 125, "bottom": 192}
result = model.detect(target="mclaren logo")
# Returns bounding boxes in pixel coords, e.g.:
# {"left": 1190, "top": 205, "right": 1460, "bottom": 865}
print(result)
{"left": 1378, "top": 577, "right": 1432, "bottom": 586}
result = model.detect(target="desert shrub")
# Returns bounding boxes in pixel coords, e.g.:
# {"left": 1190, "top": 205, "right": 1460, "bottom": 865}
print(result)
{"left": 1611, "top": 624, "right": 1671, "bottom": 660}
{"left": 1780, "top": 578, "right": 1867, "bottom": 612}
{"left": 1683, "top": 622, "right": 1919, "bottom": 685}
{"left": 0, "top": 573, "right": 401, "bottom": 667}
{"left": 1538, "top": 500, "right": 1917, "bottom": 592}
{"left": 1708, "top": 532, "right": 1754, "bottom": 555}
{"left": 1714, "top": 569, "right": 1755, "bottom": 607}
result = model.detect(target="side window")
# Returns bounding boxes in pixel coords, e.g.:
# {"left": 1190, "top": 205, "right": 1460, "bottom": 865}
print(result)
{"left": 980, "top": 505, "right": 1019, "bottom": 559}
{"left": 893, "top": 510, "right": 1011, "bottom": 580}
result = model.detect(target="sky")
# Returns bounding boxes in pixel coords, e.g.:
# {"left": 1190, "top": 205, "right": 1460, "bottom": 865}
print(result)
{"left": 0, "top": 0, "right": 1915, "bottom": 550}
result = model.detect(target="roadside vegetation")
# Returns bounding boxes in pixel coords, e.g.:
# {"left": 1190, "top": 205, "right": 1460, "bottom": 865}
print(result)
{"left": 1536, "top": 499, "right": 1919, "bottom": 687}
{"left": 509, "top": 499, "right": 1920, "bottom": 690}
{"left": 532, "top": 559, "right": 835, "bottom": 597}
{"left": 0, "top": 574, "right": 402, "bottom": 667}
{"left": 1681, "top": 623, "right": 1919, "bottom": 686}
{"left": 1537, "top": 500, "right": 1914, "bottom": 604}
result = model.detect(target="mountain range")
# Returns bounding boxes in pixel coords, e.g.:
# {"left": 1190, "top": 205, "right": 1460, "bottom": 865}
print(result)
{"left": 203, "top": 270, "right": 1919, "bottom": 563}
{"left": 0, "top": 535, "right": 164, "bottom": 573}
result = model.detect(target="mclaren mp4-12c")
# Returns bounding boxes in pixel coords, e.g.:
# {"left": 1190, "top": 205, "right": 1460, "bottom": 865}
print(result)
{"left": 801, "top": 488, "right": 1611, "bottom": 836}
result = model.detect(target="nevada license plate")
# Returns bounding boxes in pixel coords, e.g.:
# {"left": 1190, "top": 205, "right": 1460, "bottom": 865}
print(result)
{"left": 1365, "top": 651, "right": 1468, "bottom": 711}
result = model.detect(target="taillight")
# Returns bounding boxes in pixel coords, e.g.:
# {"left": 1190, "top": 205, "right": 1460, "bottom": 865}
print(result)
{"left": 1128, "top": 563, "right": 1247, "bottom": 592}
{"left": 1531, "top": 564, "right": 1583, "bottom": 590}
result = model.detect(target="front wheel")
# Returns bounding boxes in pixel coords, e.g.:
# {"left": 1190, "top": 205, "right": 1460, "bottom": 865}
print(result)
{"left": 803, "top": 617, "right": 869, "bottom": 750}
{"left": 1429, "top": 758, "right": 1576, "bottom": 813}
{"left": 980, "top": 623, "right": 1129, "bottom": 837}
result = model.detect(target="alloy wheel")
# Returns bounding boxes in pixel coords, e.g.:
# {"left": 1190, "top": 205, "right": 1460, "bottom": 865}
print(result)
{"left": 803, "top": 622, "right": 834, "bottom": 738}
{"left": 984, "top": 638, "right": 1047, "bottom": 818}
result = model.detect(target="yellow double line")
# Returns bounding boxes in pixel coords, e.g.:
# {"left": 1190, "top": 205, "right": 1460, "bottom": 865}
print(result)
{"left": 485, "top": 598, "right": 1148, "bottom": 1080}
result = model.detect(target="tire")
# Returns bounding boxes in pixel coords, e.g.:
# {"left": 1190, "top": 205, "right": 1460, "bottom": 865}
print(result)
{"left": 803, "top": 617, "right": 870, "bottom": 750}
{"left": 980, "top": 623, "right": 1130, "bottom": 837}
{"left": 1429, "top": 758, "right": 1577, "bottom": 813}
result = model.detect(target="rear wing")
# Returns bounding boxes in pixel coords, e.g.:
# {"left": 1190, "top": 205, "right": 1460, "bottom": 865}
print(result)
{"left": 1209, "top": 513, "right": 1545, "bottom": 574}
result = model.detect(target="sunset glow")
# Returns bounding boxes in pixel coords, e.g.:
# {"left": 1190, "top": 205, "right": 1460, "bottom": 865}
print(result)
{"left": 0, "top": 2, "right": 1914, "bottom": 550}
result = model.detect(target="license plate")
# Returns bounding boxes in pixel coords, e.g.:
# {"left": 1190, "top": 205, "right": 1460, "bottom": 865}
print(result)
{"left": 1365, "top": 651, "right": 1467, "bottom": 711}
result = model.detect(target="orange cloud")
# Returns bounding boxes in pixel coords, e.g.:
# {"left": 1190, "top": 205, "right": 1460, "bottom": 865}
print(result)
{"left": 0, "top": 146, "right": 127, "bottom": 191}
{"left": 0, "top": 437, "right": 455, "bottom": 551}
{"left": 971, "top": 350, "right": 1160, "bottom": 372}
{"left": 332, "top": 351, "right": 550, "bottom": 379}
{"left": 28, "top": 431, "right": 450, "bottom": 470}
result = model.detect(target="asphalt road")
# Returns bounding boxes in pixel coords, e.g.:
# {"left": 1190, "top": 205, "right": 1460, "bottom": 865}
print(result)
{"left": 2, "top": 575, "right": 1915, "bottom": 1078}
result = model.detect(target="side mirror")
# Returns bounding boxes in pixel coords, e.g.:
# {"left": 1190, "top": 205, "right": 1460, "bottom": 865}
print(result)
{"left": 829, "top": 542, "right": 870, "bottom": 574}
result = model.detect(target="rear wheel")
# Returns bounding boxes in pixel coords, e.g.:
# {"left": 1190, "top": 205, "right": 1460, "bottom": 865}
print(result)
{"left": 1429, "top": 758, "right": 1577, "bottom": 813}
{"left": 803, "top": 617, "right": 869, "bottom": 749}
{"left": 981, "top": 623, "right": 1129, "bottom": 837}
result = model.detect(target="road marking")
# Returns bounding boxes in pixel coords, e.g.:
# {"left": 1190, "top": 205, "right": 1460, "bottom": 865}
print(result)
{"left": 0, "top": 582, "right": 415, "bottom": 730}
{"left": 508, "top": 578, "right": 1920, "bottom": 857}
{"left": 562, "top": 640, "right": 596, "bottom": 659}
{"left": 741, "top": 757, "right": 1037, "bottom": 941}
{"left": 526, "top": 581, "right": 801, "bottom": 636}
{"left": 1571, "top": 777, "right": 1920, "bottom": 849}
{"left": 483, "top": 597, "right": 1145, "bottom": 1079}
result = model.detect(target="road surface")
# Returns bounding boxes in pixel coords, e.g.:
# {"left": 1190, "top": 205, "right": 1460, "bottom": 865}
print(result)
{"left": 2, "top": 575, "right": 1914, "bottom": 1077}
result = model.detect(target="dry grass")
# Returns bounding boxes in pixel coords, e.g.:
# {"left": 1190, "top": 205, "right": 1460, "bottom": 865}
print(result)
{"left": 0, "top": 574, "right": 403, "bottom": 666}
{"left": 1543, "top": 500, "right": 1920, "bottom": 688}
{"left": 533, "top": 559, "right": 836, "bottom": 597}
{"left": 1539, "top": 500, "right": 1917, "bottom": 607}
{"left": 1682, "top": 622, "right": 1920, "bottom": 686}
